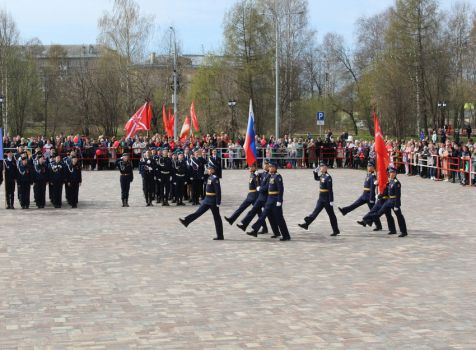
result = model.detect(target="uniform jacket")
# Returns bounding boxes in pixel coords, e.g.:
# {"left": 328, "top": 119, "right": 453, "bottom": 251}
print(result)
{"left": 267, "top": 173, "right": 284, "bottom": 203}
{"left": 203, "top": 174, "right": 221, "bottom": 206}
{"left": 116, "top": 158, "right": 134, "bottom": 182}
{"left": 315, "top": 171, "right": 334, "bottom": 203}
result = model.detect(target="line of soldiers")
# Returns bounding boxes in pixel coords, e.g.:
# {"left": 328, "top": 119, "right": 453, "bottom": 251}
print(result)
{"left": 1, "top": 148, "right": 82, "bottom": 209}
{"left": 178, "top": 159, "right": 406, "bottom": 241}
{"left": 116, "top": 147, "right": 222, "bottom": 208}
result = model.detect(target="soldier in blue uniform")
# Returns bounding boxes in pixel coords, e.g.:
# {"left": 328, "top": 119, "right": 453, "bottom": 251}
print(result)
{"left": 3, "top": 149, "right": 17, "bottom": 209}
{"left": 33, "top": 153, "right": 49, "bottom": 208}
{"left": 48, "top": 155, "right": 65, "bottom": 208}
{"left": 66, "top": 155, "right": 82, "bottom": 208}
{"left": 17, "top": 155, "right": 33, "bottom": 209}
{"left": 236, "top": 162, "right": 279, "bottom": 237}
{"left": 158, "top": 148, "right": 173, "bottom": 206}
{"left": 224, "top": 164, "right": 269, "bottom": 234}
{"left": 246, "top": 162, "right": 291, "bottom": 241}
{"left": 173, "top": 152, "right": 188, "bottom": 206}
{"left": 361, "top": 166, "right": 407, "bottom": 237}
{"left": 139, "top": 150, "right": 156, "bottom": 206}
{"left": 298, "top": 161, "right": 340, "bottom": 236}
{"left": 116, "top": 153, "right": 134, "bottom": 207}
{"left": 179, "top": 165, "right": 224, "bottom": 240}
{"left": 338, "top": 161, "right": 383, "bottom": 231}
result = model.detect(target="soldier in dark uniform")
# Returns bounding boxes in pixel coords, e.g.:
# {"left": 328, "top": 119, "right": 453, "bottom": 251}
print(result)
{"left": 179, "top": 165, "right": 224, "bottom": 240}
{"left": 208, "top": 148, "right": 222, "bottom": 179}
{"left": 158, "top": 148, "right": 172, "bottom": 206}
{"left": 358, "top": 189, "right": 397, "bottom": 234}
{"left": 66, "top": 155, "right": 82, "bottom": 208}
{"left": 33, "top": 153, "right": 49, "bottom": 208}
{"left": 237, "top": 162, "right": 277, "bottom": 236}
{"left": 139, "top": 150, "right": 155, "bottom": 206}
{"left": 17, "top": 155, "right": 33, "bottom": 209}
{"left": 247, "top": 162, "right": 291, "bottom": 241}
{"left": 152, "top": 148, "right": 161, "bottom": 203}
{"left": 173, "top": 152, "right": 188, "bottom": 206}
{"left": 338, "top": 161, "right": 383, "bottom": 231}
{"left": 197, "top": 149, "right": 207, "bottom": 200}
{"left": 298, "top": 161, "right": 340, "bottom": 236}
{"left": 3, "top": 149, "right": 17, "bottom": 209}
{"left": 361, "top": 166, "right": 407, "bottom": 237}
{"left": 189, "top": 151, "right": 202, "bottom": 205}
{"left": 224, "top": 164, "right": 269, "bottom": 234}
{"left": 63, "top": 151, "right": 73, "bottom": 205}
{"left": 116, "top": 153, "right": 133, "bottom": 207}
{"left": 48, "top": 155, "right": 65, "bottom": 208}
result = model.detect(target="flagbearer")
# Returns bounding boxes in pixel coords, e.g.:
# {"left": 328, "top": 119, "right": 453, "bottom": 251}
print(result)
{"left": 298, "top": 161, "right": 340, "bottom": 236}
{"left": 179, "top": 165, "right": 224, "bottom": 240}
{"left": 246, "top": 162, "right": 291, "bottom": 241}
{"left": 362, "top": 166, "right": 407, "bottom": 237}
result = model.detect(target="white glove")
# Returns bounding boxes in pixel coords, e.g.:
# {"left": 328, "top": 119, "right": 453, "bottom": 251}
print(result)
{"left": 216, "top": 204, "right": 220, "bottom": 208}
{"left": 254, "top": 171, "right": 259, "bottom": 176}
{"left": 257, "top": 186, "right": 260, "bottom": 191}
{"left": 276, "top": 202, "right": 282, "bottom": 207}
{"left": 330, "top": 202, "right": 334, "bottom": 207}
{"left": 369, "top": 201, "right": 375, "bottom": 204}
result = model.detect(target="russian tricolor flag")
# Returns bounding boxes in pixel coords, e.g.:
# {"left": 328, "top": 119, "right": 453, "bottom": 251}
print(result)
{"left": 244, "top": 99, "right": 257, "bottom": 167}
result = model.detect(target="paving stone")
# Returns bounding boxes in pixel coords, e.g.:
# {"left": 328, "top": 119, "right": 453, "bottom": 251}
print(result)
{"left": 0, "top": 169, "right": 475, "bottom": 348}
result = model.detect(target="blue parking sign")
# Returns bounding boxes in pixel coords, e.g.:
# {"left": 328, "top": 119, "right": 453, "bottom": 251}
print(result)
{"left": 316, "top": 112, "right": 325, "bottom": 126}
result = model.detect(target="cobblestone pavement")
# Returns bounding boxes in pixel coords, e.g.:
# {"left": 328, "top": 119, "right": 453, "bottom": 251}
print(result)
{"left": 0, "top": 169, "right": 475, "bottom": 349}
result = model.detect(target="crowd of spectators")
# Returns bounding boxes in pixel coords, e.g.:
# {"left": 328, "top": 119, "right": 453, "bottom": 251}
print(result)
{"left": 2, "top": 126, "right": 475, "bottom": 186}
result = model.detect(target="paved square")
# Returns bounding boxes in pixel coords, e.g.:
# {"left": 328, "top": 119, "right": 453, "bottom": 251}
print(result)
{"left": 0, "top": 169, "right": 475, "bottom": 349}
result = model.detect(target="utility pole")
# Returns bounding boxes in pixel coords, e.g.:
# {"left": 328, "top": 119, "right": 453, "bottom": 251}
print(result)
{"left": 170, "top": 26, "right": 178, "bottom": 140}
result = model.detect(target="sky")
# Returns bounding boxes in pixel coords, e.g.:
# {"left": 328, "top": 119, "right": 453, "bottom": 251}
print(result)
{"left": 0, "top": 0, "right": 458, "bottom": 54}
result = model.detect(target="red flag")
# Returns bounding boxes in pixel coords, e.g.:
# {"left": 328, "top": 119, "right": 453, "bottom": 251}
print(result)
{"left": 190, "top": 101, "right": 200, "bottom": 131}
{"left": 167, "top": 107, "right": 174, "bottom": 138}
{"left": 180, "top": 115, "right": 191, "bottom": 141}
{"left": 374, "top": 112, "right": 390, "bottom": 194}
{"left": 124, "top": 102, "right": 152, "bottom": 139}
{"left": 162, "top": 104, "right": 168, "bottom": 135}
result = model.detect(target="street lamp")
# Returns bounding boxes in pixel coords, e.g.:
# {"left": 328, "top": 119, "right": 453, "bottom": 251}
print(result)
{"left": 228, "top": 99, "right": 237, "bottom": 140}
{"left": 170, "top": 26, "right": 178, "bottom": 140}
{"left": 265, "top": 5, "right": 305, "bottom": 140}
{"left": 0, "top": 94, "right": 5, "bottom": 134}
{"left": 437, "top": 101, "right": 447, "bottom": 128}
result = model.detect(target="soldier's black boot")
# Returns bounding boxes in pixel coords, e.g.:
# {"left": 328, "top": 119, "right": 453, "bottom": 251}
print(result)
{"left": 122, "top": 199, "right": 126, "bottom": 207}
{"left": 298, "top": 223, "right": 309, "bottom": 230}
{"left": 224, "top": 216, "right": 233, "bottom": 225}
{"left": 236, "top": 223, "right": 246, "bottom": 232}
{"left": 330, "top": 230, "right": 340, "bottom": 236}
{"left": 125, "top": 198, "right": 130, "bottom": 207}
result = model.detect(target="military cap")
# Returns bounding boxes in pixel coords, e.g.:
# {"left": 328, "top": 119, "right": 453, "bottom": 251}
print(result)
{"left": 387, "top": 166, "right": 397, "bottom": 173}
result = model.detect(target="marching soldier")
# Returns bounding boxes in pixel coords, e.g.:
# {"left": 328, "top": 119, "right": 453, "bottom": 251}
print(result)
{"left": 116, "top": 153, "right": 134, "bottom": 207}
{"left": 33, "top": 153, "right": 49, "bottom": 208}
{"left": 298, "top": 161, "right": 340, "bottom": 236}
{"left": 173, "top": 152, "right": 188, "bottom": 206}
{"left": 247, "top": 162, "right": 291, "bottom": 241}
{"left": 179, "top": 165, "right": 224, "bottom": 240}
{"left": 225, "top": 164, "right": 269, "bottom": 234}
{"left": 3, "top": 149, "right": 17, "bottom": 209}
{"left": 66, "top": 155, "right": 82, "bottom": 208}
{"left": 17, "top": 155, "right": 33, "bottom": 209}
{"left": 237, "top": 162, "right": 277, "bottom": 236}
{"left": 158, "top": 148, "right": 173, "bottom": 206}
{"left": 361, "top": 166, "right": 407, "bottom": 237}
{"left": 139, "top": 150, "right": 155, "bottom": 206}
{"left": 338, "top": 160, "right": 383, "bottom": 231}
{"left": 197, "top": 149, "right": 207, "bottom": 200}
{"left": 49, "top": 155, "right": 65, "bottom": 208}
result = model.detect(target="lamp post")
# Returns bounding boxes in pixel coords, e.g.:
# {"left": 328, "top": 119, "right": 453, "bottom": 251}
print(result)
{"left": 266, "top": 4, "right": 304, "bottom": 140}
{"left": 437, "top": 101, "right": 447, "bottom": 128}
{"left": 0, "top": 94, "right": 5, "bottom": 134}
{"left": 170, "top": 26, "right": 178, "bottom": 140}
{"left": 228, "top": 99, "right": 237, "bottom": 140}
